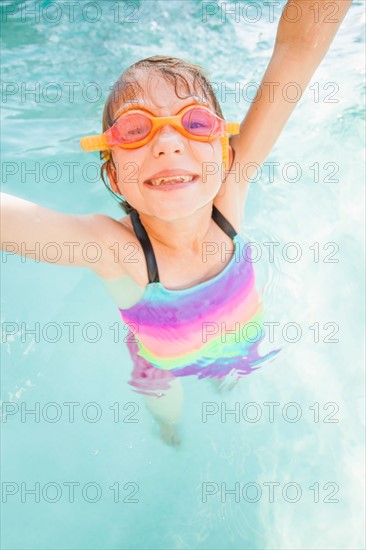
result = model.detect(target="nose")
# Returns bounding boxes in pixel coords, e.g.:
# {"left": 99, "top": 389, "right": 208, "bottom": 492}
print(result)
{"left": 151, "top": 125, "right": 185, "bottom": 159}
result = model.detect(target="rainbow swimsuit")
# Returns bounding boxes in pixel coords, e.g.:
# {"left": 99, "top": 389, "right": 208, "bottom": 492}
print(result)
{"left": 119, "top": 206, "right": 280, "bottom": 394}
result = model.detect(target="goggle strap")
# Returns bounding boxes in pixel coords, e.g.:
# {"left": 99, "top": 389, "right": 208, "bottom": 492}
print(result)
{"left": 80, "top": 134, "right": 109, "bottom": 152}
{"left": 221, "top": 135, "right": 229, "bottom": 172}
{"left": 226, "top": 122, "right": 240, "bottom": 135}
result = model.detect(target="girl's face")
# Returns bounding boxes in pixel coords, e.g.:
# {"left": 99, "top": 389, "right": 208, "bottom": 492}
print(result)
{"left": 107, "top": 72, "right": 226, "bottom": 221}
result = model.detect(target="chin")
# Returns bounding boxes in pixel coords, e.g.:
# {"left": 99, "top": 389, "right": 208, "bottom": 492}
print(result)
{"left": 165, "top": 202, "right": 218, "bottom": 221}
{"left": 153, "top": 207, "right": 193, "bottom": 221}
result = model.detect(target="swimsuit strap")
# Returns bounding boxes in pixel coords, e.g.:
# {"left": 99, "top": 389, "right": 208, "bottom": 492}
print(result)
{"left": 130, "top": 209, "right": 160, "bottom": 283}
{"left": 130, "top": 205, "right": 237, "bottom": 284}
{"left": 212, "top": 205, "right": 238, "bottom": 239}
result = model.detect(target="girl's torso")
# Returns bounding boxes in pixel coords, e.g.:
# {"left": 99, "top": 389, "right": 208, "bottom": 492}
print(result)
{"left": 108, "top": 206, "right": 272, "bottom": 375}
{"left": 99, "top": 204, "right": 242, "bottom": 310}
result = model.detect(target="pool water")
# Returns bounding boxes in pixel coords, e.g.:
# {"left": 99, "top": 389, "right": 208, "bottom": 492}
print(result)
{"left": 1, "top": 1, "right": 365, "bottom": 549}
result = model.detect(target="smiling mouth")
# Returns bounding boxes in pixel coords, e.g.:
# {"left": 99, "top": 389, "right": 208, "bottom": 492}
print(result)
{"left": 144, "top": 175, "right": 198, "bottom": 186}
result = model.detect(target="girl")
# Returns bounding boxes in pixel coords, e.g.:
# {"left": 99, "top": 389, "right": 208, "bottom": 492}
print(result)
{"left": 1, "top": 0, "right": 352, "bottom": 445}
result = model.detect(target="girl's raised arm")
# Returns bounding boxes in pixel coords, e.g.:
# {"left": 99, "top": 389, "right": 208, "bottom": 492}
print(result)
{"left": 229, "top": 0, "right": 353, "bottom": 182}
{"left": 0, "top": 192, "right": 121, "bottom": 276}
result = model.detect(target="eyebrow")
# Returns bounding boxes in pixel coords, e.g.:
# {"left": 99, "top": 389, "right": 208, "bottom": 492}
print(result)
{"left": 113, "top": 95, "right": 209, "bottom": 122}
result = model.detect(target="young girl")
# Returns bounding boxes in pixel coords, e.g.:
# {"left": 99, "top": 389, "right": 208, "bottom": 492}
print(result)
{"left": 1, "top": 0, "right": 352, "bottom": 445}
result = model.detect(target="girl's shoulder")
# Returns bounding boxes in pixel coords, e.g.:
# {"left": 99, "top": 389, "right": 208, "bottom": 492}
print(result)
{"left": 91, "top": 213, "right": 148, "bottom": 285}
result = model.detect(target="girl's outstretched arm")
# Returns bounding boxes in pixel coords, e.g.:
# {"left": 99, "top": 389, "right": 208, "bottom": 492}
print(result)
{"left": 0, "top": 192, "right": 121, "bottom": 276}
{"left": 229, "top": 0, "right": 353, "bottom": 182}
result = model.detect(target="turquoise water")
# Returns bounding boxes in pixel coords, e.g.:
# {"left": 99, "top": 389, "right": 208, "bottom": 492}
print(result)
{"left": 1, "top": 1, "right": 365, "bottom": 549}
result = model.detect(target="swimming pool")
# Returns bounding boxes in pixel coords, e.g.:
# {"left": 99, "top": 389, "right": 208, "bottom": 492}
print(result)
{"left": 1, "top": 0, "right": 365, "bottom": 548}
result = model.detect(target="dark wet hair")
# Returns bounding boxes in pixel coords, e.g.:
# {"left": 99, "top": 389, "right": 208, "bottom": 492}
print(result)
{"left": 100, "top": 55, "right": 224, "bottom": 214}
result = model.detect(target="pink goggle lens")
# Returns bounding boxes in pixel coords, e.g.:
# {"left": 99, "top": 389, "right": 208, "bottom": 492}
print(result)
{"left": 182, "top": 108, "right": 219, "bottom": 137}
{"left": 115, "top": 113, "right": 153, "bottom": 144}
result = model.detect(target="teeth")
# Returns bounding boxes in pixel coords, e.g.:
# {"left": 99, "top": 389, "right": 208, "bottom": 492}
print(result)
{"left": 147, "top": 175, "right": 195, "bottom": 186}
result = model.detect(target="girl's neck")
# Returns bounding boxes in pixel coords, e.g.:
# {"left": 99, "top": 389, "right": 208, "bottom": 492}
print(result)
{"left": 137, "top": 202, "right": 214, "bottom": 254}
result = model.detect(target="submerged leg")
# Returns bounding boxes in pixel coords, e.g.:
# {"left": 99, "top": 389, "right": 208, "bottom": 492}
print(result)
{"left": 210, "top": 375, "right": 240, "bottom": 393}
{"left": 143, "top": 378, "right": 184, "bottom": 446}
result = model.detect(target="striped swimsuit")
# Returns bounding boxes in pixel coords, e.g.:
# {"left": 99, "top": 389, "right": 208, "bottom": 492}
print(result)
{"left": 119, "top": 206, "right": 279, "bottom": 395}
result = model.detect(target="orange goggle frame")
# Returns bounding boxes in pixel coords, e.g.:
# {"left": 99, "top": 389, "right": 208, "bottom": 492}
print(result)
{"left": 80, "top": 105, "right": 240, "bottom": 172}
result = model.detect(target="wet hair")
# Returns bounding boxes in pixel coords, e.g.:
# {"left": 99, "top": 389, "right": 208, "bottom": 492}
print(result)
{"left": 100, "top": 55, "right": 224, "bottom": 214}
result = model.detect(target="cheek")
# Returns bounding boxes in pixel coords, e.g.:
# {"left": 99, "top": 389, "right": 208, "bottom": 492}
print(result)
{"left": 112, "top": 151, "right": 143, "bottom": 193}
{"left": 198, "top": 141, "right": 224, "bottom": 187}
{"left": 193, "top": 140, "right": 221, "bottom": 162}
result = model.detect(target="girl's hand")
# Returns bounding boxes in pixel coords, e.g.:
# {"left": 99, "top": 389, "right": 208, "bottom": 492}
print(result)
{"left": 228, "top": 0, "right": 353, "bottom": 183}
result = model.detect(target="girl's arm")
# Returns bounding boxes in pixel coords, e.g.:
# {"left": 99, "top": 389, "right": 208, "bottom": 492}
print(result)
{"left": 229, "top": 0, "right": 353, "bottom": 181}
{"left": 0, "top": 192, "right": 118, "bottom": 275}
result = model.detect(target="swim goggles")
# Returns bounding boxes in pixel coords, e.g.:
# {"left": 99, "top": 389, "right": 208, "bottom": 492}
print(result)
{"left": 80, "top": 105, "right": 240, "bottom": 171}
